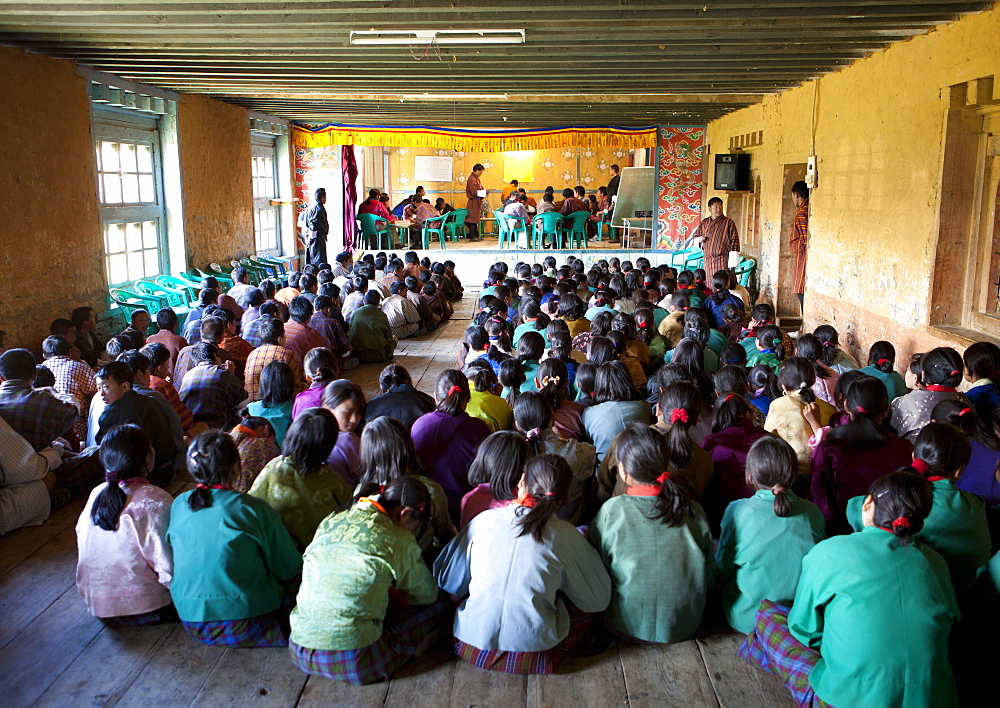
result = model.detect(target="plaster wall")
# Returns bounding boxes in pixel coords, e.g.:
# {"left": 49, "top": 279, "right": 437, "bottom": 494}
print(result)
{"left": 705, "top": 5, "right": 1000, "bottom": 360}
{"left": 0, "top": 46, "right": 104, "bottom": 346}
{"left": 177, "top": 94, "right": 255, "bottom": 269}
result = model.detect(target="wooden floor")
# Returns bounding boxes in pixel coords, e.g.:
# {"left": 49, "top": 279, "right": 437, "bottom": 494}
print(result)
{"left": 0, "top": 294, "right": 794, "bottom": 708}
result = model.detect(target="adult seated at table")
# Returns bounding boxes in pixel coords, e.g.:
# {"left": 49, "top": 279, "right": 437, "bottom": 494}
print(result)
{"left": 358, "top": 188, "right": 392, "bottom": 220}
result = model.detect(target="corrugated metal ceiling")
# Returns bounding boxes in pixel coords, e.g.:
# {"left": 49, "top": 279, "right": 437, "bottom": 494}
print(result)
{"left": 0, "top": 1, "right": 990, "bottom": 126}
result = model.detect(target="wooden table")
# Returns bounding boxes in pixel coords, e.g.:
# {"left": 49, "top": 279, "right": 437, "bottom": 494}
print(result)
{"left": 389, "top": 219, "right": 415, "bottom": 248}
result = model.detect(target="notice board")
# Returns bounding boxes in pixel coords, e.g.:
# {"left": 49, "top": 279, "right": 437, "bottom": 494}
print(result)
{"left": 414, "top": 155, "right": 453, "bottom": 182}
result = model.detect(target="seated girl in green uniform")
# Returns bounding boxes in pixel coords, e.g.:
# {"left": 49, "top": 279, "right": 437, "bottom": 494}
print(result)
{"left": 740, "top": 470, "right": 960, "bottom": 707}
{"left": 289, "top": 476, "right": 449, "bottom": 684}
{"left": 716, "top": 436, "right": 825, "bottom": 634}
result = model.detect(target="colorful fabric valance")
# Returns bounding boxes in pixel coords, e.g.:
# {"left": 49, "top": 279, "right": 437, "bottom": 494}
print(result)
{"left": 292, "top": 122, "right": 658, "bottom": 151}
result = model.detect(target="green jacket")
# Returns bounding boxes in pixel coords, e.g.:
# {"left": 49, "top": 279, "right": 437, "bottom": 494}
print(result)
{"left": 716, "top": 489, "right": 825, "bottom": 634}
{"left": 248, "top": 455, "right": 353, "bottom": 549}
{"left": 290, "top": 500, "right": 438, "bottom": 651}
{"left": 166, "top": 489, "right": 302, "bottom": 622}
{"left": 348, "top": 305, "right": 395, "bottom": 361}
{"left": 789, "top": 527, "right": 959, "bottom": 707}
{"left": 847, "top": 478, "right": 990, "bottom": 591}
{"left": 589, "top": 494, "right": 713, "bottom": 643}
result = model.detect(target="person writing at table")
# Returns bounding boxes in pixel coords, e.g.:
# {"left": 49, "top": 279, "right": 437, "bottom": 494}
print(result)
{"left": 465, "top": 163, "right": 486, "bottom": 242}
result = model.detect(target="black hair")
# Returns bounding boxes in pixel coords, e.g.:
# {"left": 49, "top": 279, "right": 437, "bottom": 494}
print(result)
{"left": 378, "top": 363, "right": 412, "bottom": 392}
{"left": 464, "top": 359, "right": 498, "bottom": 393}
{"left": 812, "top": 325, "right": 841, "bottom": 367}
{"left": 963, "top": 341, "right": 1000, "bottom": 389}
{"left": 755, "top": 325, "right": 785, "bottom": 361}
{"left": 745, "top": 436, "right": 798, "bottom": 517}
{"left": 515, "top": 454, "right": 571, "bottom": 542}
{"left": 826, "top": 377, "right": 889, "bottom": 450}
{"left": 920, "top": 347, "right": 964, "bottom": 387}
{"left": 499, "top": 358, "right": 525, "bottom": 407}
{"left": 117, "top": 349, "right": 150, "bottom": 375}
{"left": 33, "top": 365, "right": 55, "bottom": 388}
{"left": 49, "top": 318, "right": 73, "bottom": 336}
{"left": 832, "top": 368, "right": 868, "bottom": 411}
{"left": 288, "top": 295, "right": 314, "bottom": 323}
{"left": 96, "top": 360, "right": 134, "bottom": 387}
{"left": 71, "top": 306, "right": 94, "bottom": 327}
{"left": 259, "top": 360, "right": 295, "bottom": 408}
{"left": 575, "top": 361, "right": 597, "bottom": 400}
{"left": 322, "top": 379, "right": 366, "bottom": 418}
{"left": 796, "top": 333, "right": 832, "bottom": 379}
{"left": 903, "top": 422, "right": 972, "bottom": 481}
{"left": 42, "top": 335, "right": 71, "bottom": 359}
{"left": 594, "top": 361, "right": 635, "bottom": 404}
{"left": 435, "top": 369, "right": 469, "bottom": 416}
{"left": 778, "top": 357, "right": 817, "bottom": 404}
{"left": 535, "top": 357, "right": 569, "bottom": 411}
{"left": 720, "top": 343, "right": 748, "bottom": 368}
{"left": 156, "top": 309, "right": 178, "bottom": 331}
{"left": 658, "top": 381, "right": 700, "bottom": 468}
{"left": 931, "top": 400, "right": 1000, "bottom": 468}
{"left": 186, "top": 431, "right": 240, "bottom": 511}
{"left": 617, "top": 423, "right": 692, "bottom": 525}
{"left": 467, "top": 431, "right": 527, "bottom": 502}
{"left": 259, "top": 316, "right": 284, "bottom": 345}
{"left": 868, "top": 341, "right": 898, "bottom": 375}
{"left": 512, "top": 392, "right": 553, "bottom": 454}
{"left": 190, "top": 341, "right": 219, "bottom": 365}
{"left": 712, "top": 366, "right": 753, "bottom": 433}
{"left": 282, "top": 407, "right": 339, "bottom": 475}
{"left": 350, "top": 476, "right": 431, "bottom": 526}
{"left": 865, "top": 471, "right": 932, "bottom": 543}
{"left": 359, "top": 416, "right": 422, "bottom": 484}
{"left": 91, "top": 424, "right": 151, "bottom": 531}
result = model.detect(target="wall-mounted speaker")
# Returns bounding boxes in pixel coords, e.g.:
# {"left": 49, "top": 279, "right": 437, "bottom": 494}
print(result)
{"left": 714, "top": 153, "right": 751, "bottom": 191}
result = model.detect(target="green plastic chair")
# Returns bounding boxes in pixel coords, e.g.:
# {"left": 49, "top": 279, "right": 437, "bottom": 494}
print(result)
{"left": 683, "top": 252, "right": 705, "bottom": 271}
{"left": 134, "top": 279, "right": 189, "bottom": 310}
{"left": 560, "top": 211, "right": 591, "bottom": 249}
{"left": 255, "top": 254, "right": 287, "bottom": 276}
{"left": 596, "top": 212, "right": 612, "bottom": 241}
{"left": 109, "top": 288, "right": 166, "bottom": 321}
{"left": 357, "top": 213, "right": 391, "bottom": 250}
{"left": 445, "top": 208, "right": 469, "bottom": 241}
{"left": 249, "top": 255, "right": 280, "bottom": 278}
{"left": 492, "top": 210, "right": 513, "bottom": 249}
{"left": 532, "top": 212, "right": 563, "bottom": 249}
{"left": 733, "top": 258, "right": 756, "bottom": 288}
{"left": 205, "top": 263, "right": 237, "bottom": 287}
{"left": 500, "top": 212, "right": 530, "bottom": 249}
{"left": 154, "top": 275, "right": 199, "bottom": 302}
{"left": 238, "top": 258, "right": 270, "bottom": 283}
{"left": 421, "top": 212, "right": 451, "bottom": 250}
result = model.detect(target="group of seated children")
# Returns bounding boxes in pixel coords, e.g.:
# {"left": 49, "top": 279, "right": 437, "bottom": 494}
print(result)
{"left": 12, "top": 254, "right": 998, "bottom": 707}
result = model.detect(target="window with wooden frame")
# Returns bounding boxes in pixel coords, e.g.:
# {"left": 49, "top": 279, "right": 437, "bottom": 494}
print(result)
{"left": 94, "top": 110, "right": 166, "bottom": 287}
{"left": 251, "top": 135, "right": 280, "bottom": 254}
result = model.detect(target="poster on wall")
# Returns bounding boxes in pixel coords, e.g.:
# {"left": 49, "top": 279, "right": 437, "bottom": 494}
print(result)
{"left": 414, "top": 155, "right": 453, "bottom": 182}
{"left": 657, "top": 126, "right": 705, "bottom": 249}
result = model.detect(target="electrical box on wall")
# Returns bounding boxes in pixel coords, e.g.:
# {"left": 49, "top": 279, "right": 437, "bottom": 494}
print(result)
{"left": 806, "top": 155, "right": 818, "bottom": 189}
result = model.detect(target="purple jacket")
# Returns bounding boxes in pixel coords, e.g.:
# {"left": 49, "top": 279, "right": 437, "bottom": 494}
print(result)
{"left": 701, "top": 421, "right": 770, "bottom": 527}
{"left": 411, "top": 410, "right": 491, "bottom": 521}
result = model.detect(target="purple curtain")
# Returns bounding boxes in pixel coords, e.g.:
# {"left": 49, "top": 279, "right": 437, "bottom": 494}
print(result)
{"left": 341, "top": 145, "right": 359, "bottom": 252}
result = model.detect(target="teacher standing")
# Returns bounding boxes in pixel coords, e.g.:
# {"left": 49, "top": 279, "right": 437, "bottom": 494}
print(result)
{"left": 692, "top": 196, "right": 739, "bottom": 277}
{"left": 464, "top": 163, "right": 486, "bottom": 242}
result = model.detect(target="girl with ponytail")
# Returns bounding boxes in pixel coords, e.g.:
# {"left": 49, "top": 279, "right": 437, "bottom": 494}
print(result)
{"left": 889, "top": 346, "right": 970, "bottom": 443}
{"left": 716, "top": 436, "right": 824, "bottom": 635}
{"left": 544, "top": 330, "right": 578, "bottom": 388}
{"left": 167, "top": 431, "right": 302, "bottom": 647}
{"left": 513, "top": 392, "right": 597, "bottom": 524}
{"left": 290, "top": 476, "right": 450, "bottom": 685}
{"left": 583, "top": 361, "right": 654, "bottom": 464}
{"left": 932, "top": 398, "right": 1000, "bottom": 506}
{"left": 513, "top": 298, "right": 551, "bottom": 348}
{"left": 589, "top": 423, "right": 713, "bottom": 644}
{"left": 293, "top": 347, "right": 341, "bottom": 419}
{"left": 534, "top": 357, "right": 584, "bottom": 441}
{"left": 230, "top": 414, "right": 279, "bottom": 492}
{"left": 858, "top": 340, "right": 907, "bottom": 401}
{"left": 411, "top": 369, "right": 492, "bottom": 520}
{"left": 747, "top": 362, "right": 781, "bottom": 417}
{"left": 810, "top": 377, "right": 914, "bottom": 534}
{"left": 76, "top": 424, "right": 176, "bottom": 625}
{"left": 764, "top": 357, "right": 835, "bottom": 475}
{"left": 515, "top": 330, "right": 545, "bottom": 393}
{"left": 812, "top": 324, "right": 860, "bottom": 374}
{"left": 846, "top": 421, "right": 989, "bottom": 592}
{"left": 701, "top": 368, "right": 770, "bottom": 528}
{"left": 961, "top": 341, "right": 1000, "bottom": 425}
{"left": 742, "top": 469, "right": 959, "bottom": 708}
{"left": 746, "top": 325, "right": 785, "bottom": 374}
{"left": 463, "top": 361, "right": 513, "bottom": 432}
{"left": 795, "top": 333, "right": 839, "bottom": 406}
{"left": 462, "top": 431, "right": 528, "bottom": 527}
{"left": 434, "top": 454, "right": 611, "bottom": 674}
{"left": 655, "top": 381, "right": 713, "bottom": 497}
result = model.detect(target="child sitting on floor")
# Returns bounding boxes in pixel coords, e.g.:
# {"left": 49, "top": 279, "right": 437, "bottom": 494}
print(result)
{"left": 961, "top": 341, "right": 1000, "bottom": 425}
{"left": 289, "top": 476, "right": 450, "bottom": 685}
{"left": 321, "top": 379, "right": 365, "bottom": 485}
{"left": 249, "top": 408, "right": 351, "bottom": 550}
{"left": 460, "top": 430, "right": 527, "bottom": 528}
{"left": 763, "top": 357, "right": 835, "bottom": 477}
{"left": 434, "top": 454, "right": 612, "bottom": 675}
{"left": 230, "top": 415, "right": 278, "bottom": 492}
{"left": 589, "top": 424, "right": 713, "bottom": 644}
{"left": 246, "top": 360, "right": 295, "bottom": 448}
{"left": 75, "top": 424, "right": 176, "bottom": 626}
{"left": 167, "top": 431, "right": 302, "bottom": 647}
{"left": 716, "top": 436, "right": 824, "bottom": 634}
{"left": 741, "top": 470, "right": 958, "bottom": 708}
{"left": 292, "top": 347, "right": 339, "bottom": 420}
{"left": 858, "top": 340, "right": 908, "bottom": 401}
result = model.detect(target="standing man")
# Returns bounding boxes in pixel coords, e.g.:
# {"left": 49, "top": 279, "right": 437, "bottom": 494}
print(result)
{"left": 606, "top": 164, "right": 621, "bottom": 201}
{"left": 790, "top": 180, "right": 810, "bottom": 311}
{"left": 692, "top": 196, "right": 740, "bottom": 276}
{"left": 465, "top": 163, "right": 486, "bottom": 242}
{"left": 304, "top": 187, "right": 329, "bottom": 267}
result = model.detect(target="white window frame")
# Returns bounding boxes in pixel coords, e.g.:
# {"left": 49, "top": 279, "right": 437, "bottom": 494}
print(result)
{"left": 251, "top": 134, "right": 281, "bottom": 254}
{"left": 93, "top": 108, "right": 167, "bottom": 287}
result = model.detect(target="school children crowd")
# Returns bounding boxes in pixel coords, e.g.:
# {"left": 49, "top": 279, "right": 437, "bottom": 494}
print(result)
{"left": 3, "top": 252, "right": 999, "bottom": 704}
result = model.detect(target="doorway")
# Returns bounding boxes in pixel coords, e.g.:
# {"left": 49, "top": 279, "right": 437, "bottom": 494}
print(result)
{"left": 777, "top": 163, "right": 807, "bottom": 319}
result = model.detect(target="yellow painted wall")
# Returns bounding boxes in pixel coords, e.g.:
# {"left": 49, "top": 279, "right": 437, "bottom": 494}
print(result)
{"left": 383, "top": 145, "right": 627, "bottom": 203}
{"left": 705, "top": 5, "right": 1000, "bottom": 360}
{"left": 0, "top": 45, "right": 273, "bottom": 349}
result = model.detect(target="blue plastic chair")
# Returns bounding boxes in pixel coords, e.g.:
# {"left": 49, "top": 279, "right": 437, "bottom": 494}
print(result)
{"left": 357, "top": 213, "right": 391, "bottom": 250}
{"left": 560, "top": 211, "right": 591, "bottom": 249}
{"left": 532, "top": 212, "right": 563, "bottom": 249}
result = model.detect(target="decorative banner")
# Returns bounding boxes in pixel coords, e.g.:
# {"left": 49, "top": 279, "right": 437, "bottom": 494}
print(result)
{"left": 656, "top": 126, "right": 705, "bottom": 249}
{"left": 294, "top": 143, "right": 339, "bottom": 231}
{"left": 293, "top": 122, "right": 658, "bottom": 152}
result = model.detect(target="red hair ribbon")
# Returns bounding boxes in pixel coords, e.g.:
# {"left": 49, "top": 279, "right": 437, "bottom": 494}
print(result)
{"left": 721, "top": 394, "right": 738, "bottom": 404}
{"left": 877, "top": 359, "right": 891, "bottom": 366}
{"left": 911, "top": 458, "right": 931, "bottom": 475}
{"left": 949, "top": 370, "right": 960, "bottom": 376}
{"left": 669, "top": 408, "right": 690, "bottom": 424}
{"left": 638, "top": 321, "right": 648, "bottom": 329}
{"left": 656, "top": 471, "right": 671, "bottom": 484}
{"left": 959, "top": 408, "right": 973, "bottom": 416}
{"left": 195, "top": 483, "right": 231, "bottom": 491}
{"left": 447, "top": 384, "right": 462, "bottom": 396}
{"left": 234, "top": 424, "right": 263, "bottom": 438}
{"left": 891, "top": 516, "right": 911, "bottom": 530}
{"left": 855, "top": 406, "right": 867, "bottom": 414}
{"left": 822, "top": 341, "right": 834, "bottom": 348}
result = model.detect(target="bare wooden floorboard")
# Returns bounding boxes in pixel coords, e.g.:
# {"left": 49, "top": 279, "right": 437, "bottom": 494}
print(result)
{"left": 191, "top": 646, "right": 309, "bottom": 707}
{"left": 697, "top": 633, "right": 796, "bottom": 708}
{"left": 449, "top": 657, "right": 527, "bottom": 708}
{"left": 382, "top": 643, "right": 456, "bottom": 708}
{"left": 0, "top": 496, "right": 84, "bottom": 577}
{"left": 527, "top": 649, "right": 628, "bottom": 708}
{"left": 619, "top": 640, "right": 719, "bottom": 707}
{"left": 113, "top": 624, "right": 227, "bottom": 706}
{"left": 296, "top": 674, "right": 389, "bottom": 708}
{"left": 34, "top": 621, "right": 175, "bottom": 707}
{"left": 0, "top": 585, "right": 107, "bottom": 706}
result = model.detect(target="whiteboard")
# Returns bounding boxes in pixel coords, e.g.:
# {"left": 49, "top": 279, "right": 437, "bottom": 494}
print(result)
{"left": 414, "top": 155, "right": 453, "bottom": 182}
